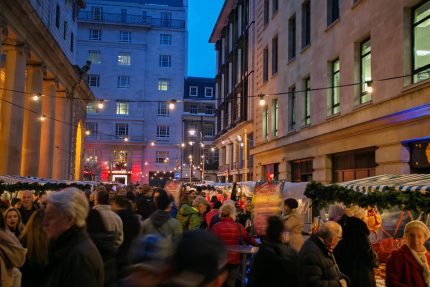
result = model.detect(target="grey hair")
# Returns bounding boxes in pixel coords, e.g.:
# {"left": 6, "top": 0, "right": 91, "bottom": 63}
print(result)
{"left": 47, "top": 187, "right": 89, "bottom": 228}
{"left": 318, "top": 221, "right": 342, "bottom": 239}
{"left": 192, "top": 196, "right": 209, "bottom": 208}
{"left": 219, "top": 203, "right": 236, "bottom": 220}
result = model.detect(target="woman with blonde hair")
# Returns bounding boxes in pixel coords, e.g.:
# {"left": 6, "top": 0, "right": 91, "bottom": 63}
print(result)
{"left": 4, "top": 207, "right": 24, "bottom": 238}
{"left": 19, "top": 209, "right": 49, "bottom": 287}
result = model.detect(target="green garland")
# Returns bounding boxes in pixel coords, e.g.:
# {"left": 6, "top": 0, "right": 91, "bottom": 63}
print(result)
{"left": 0, "top": 180, "right": 92, "bottom": 196}
{"left": 304, "top": 181, "right": 430, "bottom": 214}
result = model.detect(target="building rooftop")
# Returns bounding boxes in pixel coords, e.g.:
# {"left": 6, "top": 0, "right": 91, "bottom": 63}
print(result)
{"left": 102, "top": 0, "right": 184, "bottom": 7}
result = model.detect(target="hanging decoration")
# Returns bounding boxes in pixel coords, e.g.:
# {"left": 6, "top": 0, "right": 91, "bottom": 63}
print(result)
{"left": 0, "top": 180, "right": 92, "bottom": 195}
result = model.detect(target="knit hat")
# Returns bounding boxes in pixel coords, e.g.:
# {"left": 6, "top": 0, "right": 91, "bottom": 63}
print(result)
{"left": 284, "top": 198, "right": 298, "bottom": 209}
{"left": 404, "top": 220, "right": 430, "bottom": 240}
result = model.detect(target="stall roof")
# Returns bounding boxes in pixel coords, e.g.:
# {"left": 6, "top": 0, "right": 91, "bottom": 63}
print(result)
{"left": 338, "top": 174, "right": 430, "bottom": 193}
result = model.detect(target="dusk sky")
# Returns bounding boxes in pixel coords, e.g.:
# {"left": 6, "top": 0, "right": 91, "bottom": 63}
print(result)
{"left": 187, "top": 0, "right": 224, "bottom": 78}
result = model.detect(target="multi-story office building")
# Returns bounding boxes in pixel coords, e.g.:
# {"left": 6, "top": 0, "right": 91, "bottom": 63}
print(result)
{"left": 210, "top": 0, "right": 256, "bottom": 183}
{"left": 182, "top": 77, "right": 218, "bottom": 182}
{"left": 0, "top": 0, "right": 93, "bottom": 180}
{"left": 77, "top": 0, "right": 187, "bottom": 185}
{"left": 252, "top": 0, "right": 430, "bottom": 183}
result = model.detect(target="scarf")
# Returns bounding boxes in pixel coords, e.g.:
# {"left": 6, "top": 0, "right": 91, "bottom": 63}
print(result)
{"left": 409, "top": 246, "right": 430, "bottom": 287}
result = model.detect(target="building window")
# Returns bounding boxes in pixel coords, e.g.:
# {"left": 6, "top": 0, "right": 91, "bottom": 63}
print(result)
{"left": 157, "top": 125, "right": 170, "bottom": 138}
{"left": 115, "top": 123, "right": 128, "bottom": 136}
{"left": 159, "top": 55, "right": 171, "bottom": 67}
{"left": 87, "top": 103, "right": 97, "bottom": 113}
{"left": 117, "top": 76, "right": 130, "bottom": 88}
{"left": 116, "top": 101, "right": 129, "bottom": 115}
{"left": 114, "top": 150, "right": 128, "bottom": 165}
{"left": 119, "top": 31, "right": 131, "bottom": 43}
{"left": 160, "top": 34, "right": 172, "bottom": 45}
{"left": 413, "top": 1, "right": 430, "bottom": 83}
{"left": 302, "top": 1, "right": 311, "bottom": 48}
{"left": 264, "top": 0, "right": 270, "bottom": 25}
{"left": 157, "top": 102, "right": 169, "bottom": 117}
{"left": 161, "top": 12, "right": 172, "bottom": 27}
{"left": 272, "top": 35, "right": 278, "bottom": 75}
{"left": 189, "top": 86, "right": 198, "bottom": 96}
{"left": 118, "top": 53, "right": 131, "bottom": 65}
{"left": 288, "top": 15, "right": 296, "bottom": 60}
{"left": 263, "top": 46, "right": 269, "bottom": 82}
{"left": 190, "top": 104, "right": 198, "bottom": 114}
{"left": 291, "top": 158, "right": 313, "bottom": 182}
{"left": 289, "top": 86, "right": 296, "bottom": 130}
{"left": 63, "top": 21, "right": 68, "bottom": 40}
{"left": 262, "top": 106, "right": 268, "bottom": 141}
{"left": 121, "top": 9, "right": 127, "bottom": 22}
{"left": 55, "top": 5, "right": 61, "bottom": 28}
{"left": 158, "top": 79, "right": 170, "bottom": 91}
{"left": 91, "top": 6, "right": 103, "bottom": 21}
{"left": 70, "top": 32, "right": 74, "bottom": 52}
{"left": 85, "top": 122, "right": 98, "bottom": 135}
{"left": 304, "top": 78, "right": 311, "bottom": 125}
{"left": 89, "top": 29, "right": 102, "bottom": 41}
{"left": 87, "top": 74, "right": 100, "bottom": 87}
{"left": 205, "top": 105, "right": 214, "bottom": 114}
{"left": 272, "top": 0, "right": 278, "bottom": 15}
{"left": 156, "top": 151, "right": 169, "bottom": 164}
{"left": 360, "top": 39, "right": 372, "bottom": 103}
{"left": 327, "top": 0, "right": 340, "bottom": 26}
{"left": 332, "top": 59, "right": 340, "bottom": 114}
{"left": 272, "top": 99, "right": 278, "bottom": 137}
{"left": 205, "top": 87, "right": 213, "bottom": 98}
{"left": 88, "top": 50, "right": 101, "bottom": 64}
{"left": 204, "top": 125, "right": 214, "bottom": 137}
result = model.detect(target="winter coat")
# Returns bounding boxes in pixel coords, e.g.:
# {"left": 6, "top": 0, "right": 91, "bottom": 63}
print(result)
{"left": 334, "top": 215, "right": 376, "bottom": 287}
{"left": 205, "top": 209, "right": 219, "bottom": 227}
{"left": 115, "top": 209, "right": 141, "bottom": 272}
{"left": 386, "top": 244, "right": 430, "bottom": 287}
{"left": 94, "top": 205, "right": 124, "bottom": 247}
{"left": 298, "top": 234, "right": 344, "bottom": 287}
{"left": 142, "top": 210, "right": 183, "bottom": 244}
{"left": 18, "top": 205, "right": 37, "bottom": 225}
{"left": 0, "top": 230, "right": 27, "bottom": 287}
{"left": 136, "top": 194, "right": 156, "bottom": 220}
{"left": 44, "top": 227, "right": 104, "bottom": 287}
{"left": 284, "top": 211, "right": 304, "bottom": 253}
{"left": 176, "top": 204, "right": 201, "bottom": 231}
{"left": 211, "top": 217, "right": 257, "bottom": 265}
{"left": 249, "top": 240, "right": 298, "bottom": 287}
{"left": 89, "top": 231, "right": 118, "bottom": 287}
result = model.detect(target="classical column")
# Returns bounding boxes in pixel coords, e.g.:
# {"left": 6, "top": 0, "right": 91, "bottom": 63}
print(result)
{"left": 243, "top": 129, "right": 248, "bottom": 181}
{"left": 0, "top": 42, "right": 26, "bottom": 175}
{"left": 52, "top": 90, "right": 68, "bottom": 179}
{"left": 21, "top": 63, "right": 43, "bottom": 176}
{"left": 38, "top": 78, "right": 56, "bottom": 178}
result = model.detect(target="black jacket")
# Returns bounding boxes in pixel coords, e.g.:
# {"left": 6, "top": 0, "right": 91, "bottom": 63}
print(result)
{"left": 249, "top": 240, "right": 298, "bottom": 287}
{"left": 334, "top": 216, "right": 376, "bottom": 287}
{"left": 115, "top": 209, "right": 141, "bottom": 272}
{"left": 298, "top": 234, "right": 343, "bottom": 287}
{"left": 89, "top": 231, "right": 118, "bottom": 287}
{"left": 135, "top": 194, "right": 155, "bottom": 220}
{"left": 44, "top": 227, "right": 104, "bottom": 287}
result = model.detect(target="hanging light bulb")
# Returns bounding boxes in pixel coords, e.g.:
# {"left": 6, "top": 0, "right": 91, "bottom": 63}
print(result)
{"left": 365, "top": 81, "right": 373, "bottom": 94}
{"left": 259, "top": 94, "right": 266, "bottom": 106}
{"left": 39, "top": 115, "right": 46, "bottom": 121}
{"left": 32, "top": 93, "right": 41, "bottom": 102}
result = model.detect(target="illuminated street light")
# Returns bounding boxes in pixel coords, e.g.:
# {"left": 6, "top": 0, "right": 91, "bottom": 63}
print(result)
{"left": 97, "top": 100, "right": 105, "bottom": 110}
{"left": 168, "top": 99, "right": 177, "bottom": 110}
{"left": 259, "top": 94, "right": 266, "bottom": 106}
{"left": 188, "top": 129, "right": 196, "bottom": 136}
{"left": 85, "top": 130, "right": 91, "bottom": 136}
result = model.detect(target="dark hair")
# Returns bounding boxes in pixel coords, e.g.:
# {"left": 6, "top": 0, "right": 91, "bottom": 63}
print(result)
{"left": 0, "top": 213, "right": 5, "bottom": 230}
{"left": 210, "top": 195, "right": 218, "bottom": 203}
{"left": 11, "top": 198, "right": 21, "bottom": 207}
{"left": 284, "top": 198, "right": 299, "bottom": 209}
{"left": 86, "top": 209, "right": 107, "bottom": 233}
{"left": 266, "top": 216, "right": 284, "bottom": 242}
{"left": 213, "top": 201, "right": 222, "bottom": 209}
{"left": 156, "top": 190, "right": 171, "bottom": 210}
{"left": 38, "top": 191, "right": 47, "bottom": 197}
{"left": 96, "top": 190, "right": 110, "bottom": 205}
{"left": 112, "top": 196, "right": 133, "bottom": 212}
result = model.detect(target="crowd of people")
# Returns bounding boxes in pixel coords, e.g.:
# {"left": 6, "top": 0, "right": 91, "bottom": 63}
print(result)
{"left": 0, "top": 184, "right": 430, "bottom": 287}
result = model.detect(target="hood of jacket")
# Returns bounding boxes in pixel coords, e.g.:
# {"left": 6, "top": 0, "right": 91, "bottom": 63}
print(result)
{"left": 89, "top": 231, "right": 118, "bottom": 259}
{"left": 150, "top": 210, "right": 172, "bottom": 228}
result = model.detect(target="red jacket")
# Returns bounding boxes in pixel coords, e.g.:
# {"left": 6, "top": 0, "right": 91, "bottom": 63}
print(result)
{"left": 211, "top": 217, "right": 257, "bottom": 265}
{"left": 386, "top": 244, "right": 430, "bottom": 287}
{"left": 205, "top": 209, "right": 219, "bottom": 227}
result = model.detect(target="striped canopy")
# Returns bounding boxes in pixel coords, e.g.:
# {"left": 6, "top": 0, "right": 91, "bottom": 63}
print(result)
{"left": 338, "top": 174, "right": 430, "bottom": 193}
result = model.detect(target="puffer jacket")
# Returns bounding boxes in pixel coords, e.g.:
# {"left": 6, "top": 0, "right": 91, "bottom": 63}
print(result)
{"left": 142, "top": 210, "right": 183, "bottom": 243}
{"left": 298, "top": 234, "right": 344, "bottom": 287}
{"left": 211, "top": 217, "right": 257, "bottom": 265}
{"left": 176, "top": 204, "right": 200, "bottom": 231}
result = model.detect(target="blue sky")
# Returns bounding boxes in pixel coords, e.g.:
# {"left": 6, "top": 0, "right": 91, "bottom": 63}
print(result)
{"left": 187, "top": 0, "right": 223, "bottom": 78}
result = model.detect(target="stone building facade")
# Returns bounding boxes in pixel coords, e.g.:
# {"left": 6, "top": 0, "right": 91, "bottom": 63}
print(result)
{"left": 0, "top": 0, "right": 93, "bottom": 180}
{"left": 78, "top": 0, "right": 187, "bottom": 185}
{"left": 251, "top": 0, "right": 430, "bottom": 183}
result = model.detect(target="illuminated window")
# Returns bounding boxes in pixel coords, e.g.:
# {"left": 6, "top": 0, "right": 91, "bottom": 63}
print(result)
{"left": 116, "top": 101, "right": 129, "bottom": 115}
{"left": 304, "top": 78, "right": 311, "bottom": 125}
{"left": 118, "top": 53, "right": 131, "bottom": 65}
{"left": 331, "top": 59, "right": 340, "bottom": 114}
{"left": 158, "top": 79, "right": 170, "bottom": 91}
{"left": 87, "top": 103, "right": 97, "bottom": 113}
{"left": 360, "top": 39, "right": 372, "bottom": 103}
{"left": 272, "top": 99, "right": 278, "bottom": 136}
{"left": 156, "top": 151, "right": 169, "bottom": 164}
{"left": 413, "top": 1, "right": 430, "bottom": 82}
{"left": 88, "top": 50, "right": 101, "bottom": 64}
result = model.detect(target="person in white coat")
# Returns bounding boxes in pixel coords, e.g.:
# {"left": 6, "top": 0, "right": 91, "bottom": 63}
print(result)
{"left": 283, "top": 198, "right": 304, "bottom": 253}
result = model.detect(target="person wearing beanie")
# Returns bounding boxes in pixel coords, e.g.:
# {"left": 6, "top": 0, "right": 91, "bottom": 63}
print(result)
{"left": 386, "top": 220, "right": 430, "bottom": 287}
{"left": 283, "top": 198, "right": 304, "bottom": 253}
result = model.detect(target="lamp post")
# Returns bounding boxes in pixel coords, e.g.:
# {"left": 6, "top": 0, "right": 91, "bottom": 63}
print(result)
{"left": 188, "top": 129, "right": 196, "bottom": 183}
{"left": 189, "top": 154, "right": 192, "bottom": 183}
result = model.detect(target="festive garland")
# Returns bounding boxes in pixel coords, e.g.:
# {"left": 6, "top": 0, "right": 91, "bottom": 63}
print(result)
{"left": 0, "top": 181, "right": 92, "bottom": 196}
{"left": 304, "top": 181, "right": 430, "bottom": 213}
